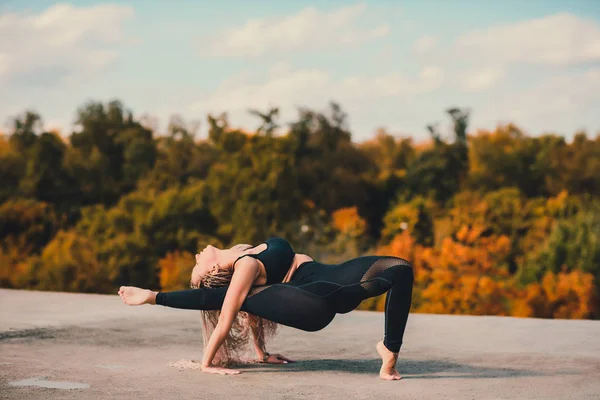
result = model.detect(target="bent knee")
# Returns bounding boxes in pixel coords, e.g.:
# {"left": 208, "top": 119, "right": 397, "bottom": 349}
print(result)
{"left": 391, "top": 258, "right": 414, "bottom": 283}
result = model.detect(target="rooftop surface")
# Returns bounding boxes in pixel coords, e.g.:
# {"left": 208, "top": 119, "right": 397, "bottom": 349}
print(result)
{"left": 1, "top": 288, "right": 599, "bottom": 399}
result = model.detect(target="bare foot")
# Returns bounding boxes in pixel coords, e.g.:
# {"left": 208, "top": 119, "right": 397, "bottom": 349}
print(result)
{"left": 118, "top": 286, "right": 155, "bottom": 306}
{"left": 376, "top": 340, "right": 402, "bottom": 381}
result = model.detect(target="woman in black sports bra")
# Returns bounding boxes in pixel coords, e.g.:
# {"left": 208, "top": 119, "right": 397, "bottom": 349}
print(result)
{"left": 118, "top": 236, "right": 413, "bottom": 381}
{"left": 230, "top": 237, "right": 296, "bottom": 285}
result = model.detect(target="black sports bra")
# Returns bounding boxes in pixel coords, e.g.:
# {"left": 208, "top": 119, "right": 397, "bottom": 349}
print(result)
{"left": 232, "top": 237, "right": 295, "bottom": 285}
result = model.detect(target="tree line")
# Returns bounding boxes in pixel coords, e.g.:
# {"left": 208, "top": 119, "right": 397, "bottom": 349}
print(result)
{"left": 1, "top": 100, "right": 598, "bottom": 319}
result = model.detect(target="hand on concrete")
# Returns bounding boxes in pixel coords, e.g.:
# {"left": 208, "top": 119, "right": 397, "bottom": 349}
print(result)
{"left": 201, "top": 365, "right": 241, "bottom": 375}
{"left": 260, "top": 353, "right": 295, "bottom": 364}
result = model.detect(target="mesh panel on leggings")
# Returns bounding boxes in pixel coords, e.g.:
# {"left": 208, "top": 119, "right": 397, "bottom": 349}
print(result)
{"left": 248, "top": 285, "right": 272, "bottom": 297}
{"left": 359, "top": 257, "right": 409, "bottom": 292}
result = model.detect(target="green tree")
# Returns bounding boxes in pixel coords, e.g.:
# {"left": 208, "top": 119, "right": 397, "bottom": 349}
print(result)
{"left": 248, "top": 107, "right": 280, "bottom": 136}
{"left": 0, "top": 136, "right": 25, "bottom": 203}
{"left": 9, "top": 111, "right": 42, "bottom": 153}
{"left": 205, "top": 132, "right": 304, "bottom": 244}
{"left": 405, "top": 108, "right": 470, "bottom": 204}
{"left": 68, "top": 100, "right": 157, "bottom": 206}
{"left": 21, "top": 230, "right": 111, "bottom": 293}
{"left": 288, "top": 103, "right": 373, "bottom": 214}
{"left": 520, "top": 204, "right": 600, "bottom": 288}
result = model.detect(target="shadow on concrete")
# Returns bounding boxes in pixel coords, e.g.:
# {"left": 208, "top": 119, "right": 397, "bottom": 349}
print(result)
{"left": 239, "top": 358, "right": 579, "bottom": 379}
{"left": 0, "top": 328, "right": 56, "bottom": 341}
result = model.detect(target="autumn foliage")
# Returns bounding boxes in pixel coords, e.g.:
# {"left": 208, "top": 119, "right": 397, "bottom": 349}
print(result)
{"left": 159, "top": 251, "right": 194, "bottom": 291}
{"left": 360, "top": 190, "right": 599, "bottom": 319}
{"left": 1, "top": 101, "right": 598, "bottom": 320}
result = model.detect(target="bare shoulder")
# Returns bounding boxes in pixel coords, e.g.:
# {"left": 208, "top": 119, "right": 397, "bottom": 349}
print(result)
{"left": 294, "top": 253, "right": 314, "bottom": 264}
{"left": 231, "top": 243, "right": 253, "bottom": 251}
{"left": 232, "top": 254, "right": 260, "bottom": 274}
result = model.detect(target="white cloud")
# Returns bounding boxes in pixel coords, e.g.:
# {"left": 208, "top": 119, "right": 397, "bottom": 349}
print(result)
{"left": 461, "top": 67, "right": 504, "bottom": 91}
{"left": 341, "top": 66, "right": 444, "bottom": 98}
{"left": 515, "top": 68, "right": 600, "bottom": 116}
{"left": 455, "top": 13, "right": 600, "bottom": 66}
{"left": 473, "top": 67, "right": 600, "bottom": 134}
{"left": 413, "top": 35, "right": 437, "bottom": 55}
{"left": 198, "top": 4, "right": 390, "bottom": 57}
{"left": 192, "top": 67, "right": 330, "bottom": 113}
{"left": 188, "top": 64, "right": 446, "bottom": 140}
{"left": 0, "top": 3, "right": 134, "bottom": 85}
{"left": 419, "top": 66, "right": 444, "bottom": 89}
{"left": 191, "top": 64, "right": 444, "bottom": 115}
{"left": 450, "top": 13, "right": 600, "bottom": 134}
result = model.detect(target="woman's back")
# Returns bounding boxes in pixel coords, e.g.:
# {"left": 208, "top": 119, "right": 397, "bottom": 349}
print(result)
{"left": 233, "top": 237, "right": 296, "bottom": 285}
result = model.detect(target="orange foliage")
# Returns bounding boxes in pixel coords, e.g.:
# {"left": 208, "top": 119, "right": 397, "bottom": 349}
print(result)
{"left": 369, "top": 223, "right": 599, "bottom": 319}
{"left": 546, "top": 190, "right": 569, "bottom": 214}
{"left": 0, "top": 135, "right": 10, "bottom": 154}
{"left": 512, "top": 269, "right": 598, "bottom": 319}
{"left": 382, "top": 230, "right": 416, "bottom": 260}
{"left": 365, "top": 225, "right": 513, "bottom": 315}
{"left": 159, "top": 251, "right": 194, "bottom": 291}
{"left": 412, "top": 138, "right": 434, "bottom": 153}
{"left": 331, "top": 207, "right": 367, "bottom": 237}
{"left": 360, "top": 231, "right": 418, "bottom": 312}
{"left": 414, "top": 225, "right": 512, "bottom": 315}
{"left": 303, "top": 198, "right": 316, "bottom": 209}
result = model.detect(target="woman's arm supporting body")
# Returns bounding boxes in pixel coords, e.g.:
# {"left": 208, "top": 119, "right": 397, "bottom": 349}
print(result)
{"left": 250, "top": 325, "right": 295, "bottom": 364}
{"left": 251, "top": 323, "right": 268, "bottom": 360}
{"left": 201, "top": 257, "right": 260, "bottom": 369}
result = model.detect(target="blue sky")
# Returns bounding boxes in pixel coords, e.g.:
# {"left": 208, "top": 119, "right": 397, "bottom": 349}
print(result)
{"left": 1, "top": 0, "right": 599, "bottom": 142}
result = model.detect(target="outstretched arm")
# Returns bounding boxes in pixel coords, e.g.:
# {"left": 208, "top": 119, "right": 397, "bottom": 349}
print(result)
{"left": 201, "top": 257, "right": 259, "bottom": 369}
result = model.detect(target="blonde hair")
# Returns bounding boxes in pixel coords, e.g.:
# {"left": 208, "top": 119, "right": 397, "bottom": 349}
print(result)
{"left": 196, "top": 256, "right": 278, "bottom": 367}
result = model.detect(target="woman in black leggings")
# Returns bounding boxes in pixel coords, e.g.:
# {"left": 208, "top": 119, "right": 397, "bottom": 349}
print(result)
{"left": 118, "top": 237, "right": 413, "bottom": 381}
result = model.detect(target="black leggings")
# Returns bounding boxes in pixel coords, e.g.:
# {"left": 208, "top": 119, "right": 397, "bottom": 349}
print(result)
{"left": 156, "top": 256, "right": 413, "bottom": 353}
